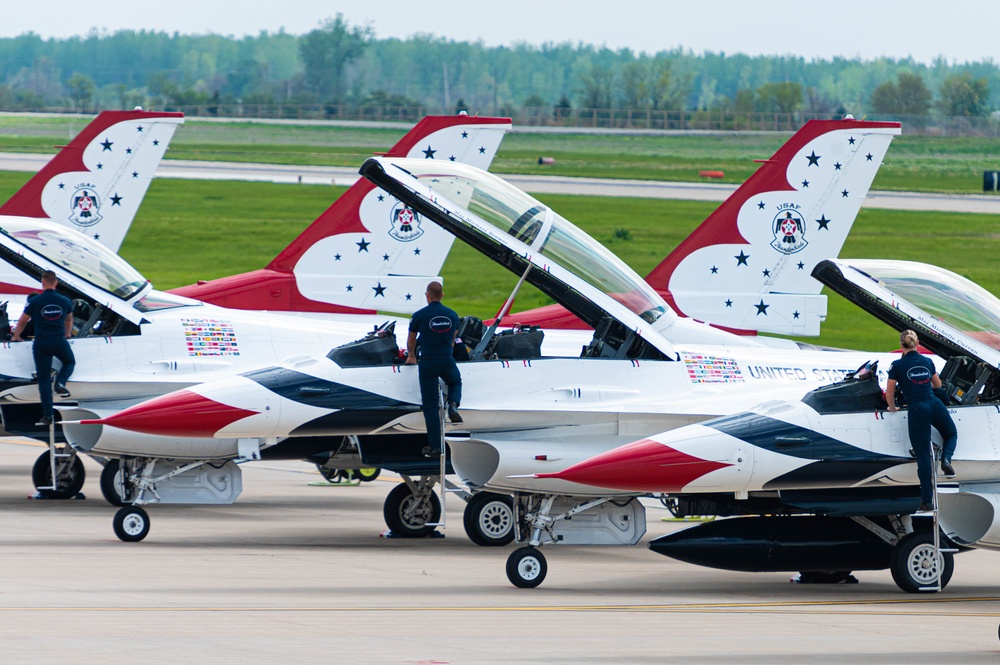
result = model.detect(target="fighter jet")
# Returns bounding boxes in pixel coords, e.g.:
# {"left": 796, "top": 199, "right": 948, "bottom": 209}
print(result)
{"left": 74, "top": 144, "right": 908, "bottom": 545}
{"left": 535, "top": 258, "right": 1000, "bottom": 592}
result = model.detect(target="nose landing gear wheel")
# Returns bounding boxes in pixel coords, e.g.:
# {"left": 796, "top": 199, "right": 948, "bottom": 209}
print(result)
{"left": 113, "top": 506, "right": 150, "bottom": 542}
{"left": 463, "top": 492, "right": 515, "bottom": 546}
{"left": 506, "top": 546, "right": 547, "bottom": 588}
{"left": 890, "top": 531, "right": 954, "bottom": 593}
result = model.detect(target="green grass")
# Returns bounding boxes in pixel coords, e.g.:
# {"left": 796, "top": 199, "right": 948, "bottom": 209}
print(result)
{"left": 1, "top": 116, "right": 999, "bottom": 194}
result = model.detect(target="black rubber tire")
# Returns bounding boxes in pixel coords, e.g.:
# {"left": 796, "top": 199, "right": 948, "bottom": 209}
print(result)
{"left": 113, "top": 506, "right": 150, "bottom": 542}
{"left": 890, "top": 531, "right": 954, "bottom": 593}
{"left": 317, "top": 465, "right": 340, "bottom": 482}
{"left": 355, "top": 467, "right": 381, "bottom": 482}
{"left": 383, "top": 483, "right": 441, "bottom": 538}
{"left": 796, "top": 571, "right": 854, "bottom": 584}
{"left": 506, "top": 546, "right": 547, "bottom": 588}
{"left": 100, "top": 459, "right": 126, "bottom": 507}
{"left": 463, "top": 492, "right": 515, "bottom": 546}
{"left": 31, "top": 449, "right": 86, "bottom": 499}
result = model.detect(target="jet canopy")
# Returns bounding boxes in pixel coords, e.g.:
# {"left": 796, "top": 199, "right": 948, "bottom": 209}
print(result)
{"left": 360, "top": 157, "right": 677, "bottom": 360}
{"left": 814, "top": 258, "right": 1000, "bottom": 401}
{"left": 0, "top": 216, "right": 150, "bottom": 323}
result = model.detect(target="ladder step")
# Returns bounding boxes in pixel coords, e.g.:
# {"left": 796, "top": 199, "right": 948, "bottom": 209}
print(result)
{"left": 940, "top": 548, "right": 959, "bottom": 553}
{"left": 918, "top": 585, "right": 941, "bottom": 592}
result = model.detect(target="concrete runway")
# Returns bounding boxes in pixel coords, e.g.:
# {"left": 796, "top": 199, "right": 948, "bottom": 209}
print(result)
{"left": 1, "top": 152, "right": 999, "bottom": 214}
{"left": 2, "top": 440, "right": 1000, "bottom": 664}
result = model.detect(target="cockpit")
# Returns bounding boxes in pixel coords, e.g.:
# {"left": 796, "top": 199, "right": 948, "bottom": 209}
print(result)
{"left": 814, "top": 258, "right": 1000, "bottom": 407}
{"left": 0, "top": 217, "right": 202, "bottom": 340}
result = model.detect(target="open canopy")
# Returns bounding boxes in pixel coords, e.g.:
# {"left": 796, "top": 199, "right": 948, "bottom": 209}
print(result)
{"left": 360, "top": 157, "right": 677, "bottom": 359}
{"left": 0, "top": 216, "right": 151, "bottom": 323}
{"left": 813, "top": 258, "right": 1000, "bottom": 370}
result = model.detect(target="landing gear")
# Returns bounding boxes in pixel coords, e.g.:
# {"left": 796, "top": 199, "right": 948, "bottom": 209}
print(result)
{"left": 318, "top": 466, "right": 381, "bottom": 483}
{"left": 463, "top": 492, "right": 515, "bottom": 546}
{"left": 890, "top": 531, "right": 954, "bottom": 593}
{"left": 506, "top": 546, "right": 547, "bottom": 588}
{"left": 113, "top": 506, "right": 150, "bottom": 542}
{"left": 383, "top": 480, "right": 441, "bottom": 537}
{"left": 31, "top": 448, "right": 85, "bottom": 499}
{"left": 100, "top": 459, "right": 125, "bottom": 506}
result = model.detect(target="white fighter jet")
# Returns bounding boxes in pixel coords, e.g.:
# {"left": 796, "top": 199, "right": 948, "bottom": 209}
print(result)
{"left": 72, "top": 124, "right": 907, "bottom": 544}
{"left": 535, "top": 258, "right": 1000, "bottom": 593}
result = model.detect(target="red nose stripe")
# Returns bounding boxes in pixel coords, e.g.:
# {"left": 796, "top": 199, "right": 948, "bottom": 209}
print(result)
{"left": 539, "top": 438, "right": 731, "bottom": 493}
{"left": 95, "top": 390, "right": 259, "bottom": 437}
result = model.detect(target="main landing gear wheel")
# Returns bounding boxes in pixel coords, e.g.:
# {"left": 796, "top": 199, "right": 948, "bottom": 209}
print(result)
{"left": 100, "top": 459, "right": 126, "bottom": 507}
{"left": 890, "top": 531, "right": 954, "bottom": 593}
{"left": 113, "top": 506, "right": 150, "bottom": 542}
{"left": 31, "top": 450, "right": 86, "bottom": 499}
{"left": 506, "top": 546, "right": 547, "bottom": 588}
{"left": 463, "top": 492, "right": 515, "bottom": 546}
{"left": 355, "top": 467, "right": 381, "bottom": 482}
{"left": 383, "top": 483, "right": 441, "bottom": 538}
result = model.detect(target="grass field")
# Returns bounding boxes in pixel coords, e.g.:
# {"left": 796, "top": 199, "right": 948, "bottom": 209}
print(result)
{"left": 1, "top": 115, "right": 999, "bottom": 194}
{"left": 1, "top": 169, "right": 996, "bottom": 353}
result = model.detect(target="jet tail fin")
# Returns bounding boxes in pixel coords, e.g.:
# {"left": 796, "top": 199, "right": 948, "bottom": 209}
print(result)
{"left": 172, "top": 115, "right": 511, "bottom": 315}
{"left": 646, "top": 118, "right": 901, "bottom": 336}
{"left": 0, "top": 110, "right": 184, "bottom": 251}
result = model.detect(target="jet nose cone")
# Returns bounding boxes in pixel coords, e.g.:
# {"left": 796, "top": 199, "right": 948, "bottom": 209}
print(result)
{"left": 85, "top": 389, "right": 259, "bottom": 437}
{"left": 538, "top": 437, "right": 732, "bottom": 493}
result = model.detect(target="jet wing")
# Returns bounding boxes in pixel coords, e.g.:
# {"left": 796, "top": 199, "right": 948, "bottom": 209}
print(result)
{"left": 813, "top": 258, "right": 1000, "bottom": 369}
{"left": 360, "top": 156, "right": 677, "bottom": 360}
{"left": 0, "top": 216, "right": 150, "bottom": 324}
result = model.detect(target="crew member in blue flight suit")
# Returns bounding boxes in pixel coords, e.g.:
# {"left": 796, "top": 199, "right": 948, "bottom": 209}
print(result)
{"left": 406, "top": 281, "right": 463, "bottom": 457}
{"left": 11, "top": 270, "right": 75, "bottom": 427}
{"left": 886, "top": 329, "right": 957, "bottom": 512}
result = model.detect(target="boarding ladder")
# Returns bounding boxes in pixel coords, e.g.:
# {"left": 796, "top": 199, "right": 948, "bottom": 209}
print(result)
{"left": 921, "top": 445, "right": 958, "bottom": 592}
{"left": 36, "top": 419, "right": 75, "bottom": 495}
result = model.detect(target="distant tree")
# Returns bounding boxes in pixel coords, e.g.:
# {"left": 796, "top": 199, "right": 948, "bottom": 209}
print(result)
{"left": 620, "top": 61, "right": 648, "bottom": 109}
{"left": 299, "top": 15, "right": 373, "bottom": 102}
{"left": 937, "top": 72, "right": 990, "bottom": 116}
{"left": 756, "top": 81, "right": 804, "bottom": 114}
{"left": 648, "top": 59, "right": 690, "bottom": 110}
{"left": 578, "top": 64, "right": 613, "bottom": 109}
{"left": 67, "top": 72, "right": 96, "bottom": 111}
{"left": 870, "top": 72, "right": 931, "bottom": 116}
{"left": 804, "top": 87, "right": 837, "bottom": 116}
{"left": 361, "top": 90, "right": 420, "bottom": 108}
{"left": 733, "top": 88, "right": 755, "bottom": 113}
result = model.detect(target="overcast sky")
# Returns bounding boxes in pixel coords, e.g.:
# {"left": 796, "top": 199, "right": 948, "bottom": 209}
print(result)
{"left": 3, "top": 0, "right": 998, "bottom": 65}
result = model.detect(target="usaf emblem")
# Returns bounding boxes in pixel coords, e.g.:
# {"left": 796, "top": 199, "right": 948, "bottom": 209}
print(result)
{"left": 69, "top": 184, "right": 103, "bottom": 227}
{"left": 389, "top": 202, "right": 424, "bottom": 242}
{"left": 770, "top": 205, "right": 807, "bottom": 254}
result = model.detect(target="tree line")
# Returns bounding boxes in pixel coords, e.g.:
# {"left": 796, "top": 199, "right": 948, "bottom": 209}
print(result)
{"left": 0, "top": 15, "right": 996, "bottom": 120}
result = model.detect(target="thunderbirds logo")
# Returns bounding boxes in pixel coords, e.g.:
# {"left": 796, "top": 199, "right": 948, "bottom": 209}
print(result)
{"left": 69, "top": 184, "right": 103, "bottom": 227}
{"left": 770, "top": 204, "right": 807, "bottom": 254}
{"left": 389, "top": 202, "right": 424, "bottom": 242}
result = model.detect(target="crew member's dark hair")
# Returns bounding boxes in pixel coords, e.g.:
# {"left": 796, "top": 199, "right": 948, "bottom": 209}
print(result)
{"left": 40, "top": 270, "right": 57, "bottom": 285}
{"left": 426, "top": 281, "right": 444, "bottom": 301}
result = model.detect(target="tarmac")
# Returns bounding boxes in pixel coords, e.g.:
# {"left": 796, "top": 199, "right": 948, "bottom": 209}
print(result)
{"left": 2, "top": 438, "right": 1000, "bottom": 664}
